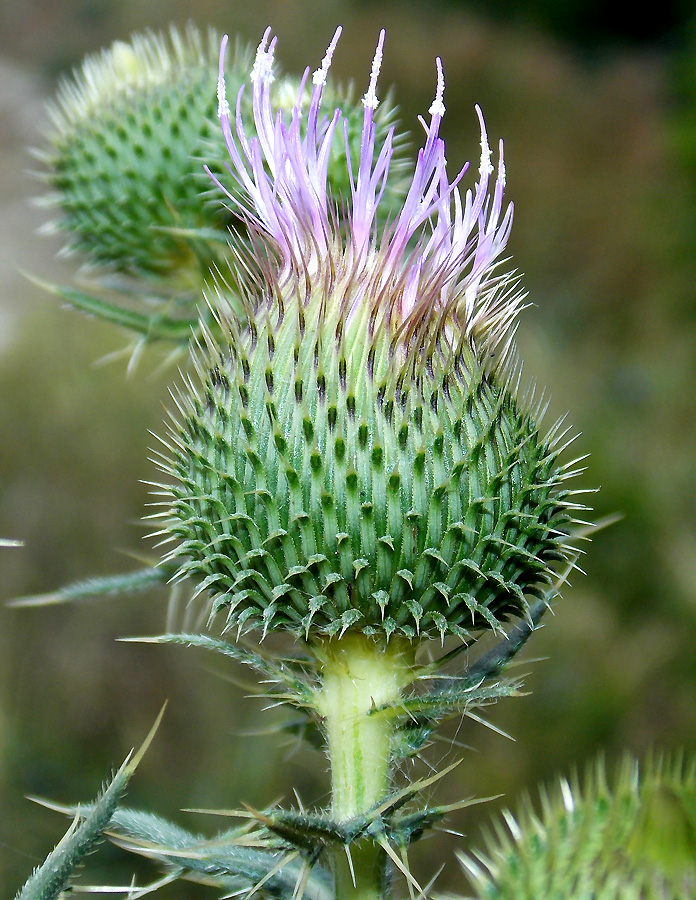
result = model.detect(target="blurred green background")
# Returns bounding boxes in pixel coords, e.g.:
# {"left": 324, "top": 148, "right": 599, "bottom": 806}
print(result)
{"left": 1, "top": 0, "right": 696, "bottom": 895}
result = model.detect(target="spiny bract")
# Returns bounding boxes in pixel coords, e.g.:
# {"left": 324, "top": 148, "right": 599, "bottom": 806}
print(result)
{"left": 153, "top": 27, "right": 584, "bottom": 642}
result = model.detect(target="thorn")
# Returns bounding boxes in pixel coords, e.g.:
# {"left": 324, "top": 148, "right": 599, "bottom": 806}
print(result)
{"left": 376, "top": 836, "right": 423, "bottom": 895}
{"left": 245, "top": 850, "right": 300, "bottom": 900}
{"left": 414, "top": 864, "right": 444, "bottom": 900}
{"left": 401, "top": 845, "right": 416, "bottom": 900}
{"left": 344, "top": 844, "right": 356, "bottom": 887}
{"left": 372, "top": 758, "right": 463, "bottom": 817}
{"left": 465, "top": 709, "right": 515, "bottom": 741}
{"left": 126, "top": 702, "right": 168, "bottom": 776}
{"left": 292, "top": 788, "right": 306, "bottom": 814}
{"left": 291, "top": 856, "right": 312, "bottom": 900}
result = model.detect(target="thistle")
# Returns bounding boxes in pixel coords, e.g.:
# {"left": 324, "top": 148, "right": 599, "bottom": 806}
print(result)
{"left": 156, "top": 27, "right": 579, "bottom": 643}
{"left": 16, "top": 14, "right": 696, "bottom": 900}
{"left": 460, "top": 754, "right": 696, "bottom": 899}
{"left": 36, "top": 24, "right": 236, "bottom": 286}
{"left": 143, "top": 27, "right": 587, "bottom": 900}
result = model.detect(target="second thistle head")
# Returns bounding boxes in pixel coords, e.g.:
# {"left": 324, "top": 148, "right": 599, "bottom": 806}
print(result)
{"left": 154, "top": 27, "right": 584, "bottom": 643}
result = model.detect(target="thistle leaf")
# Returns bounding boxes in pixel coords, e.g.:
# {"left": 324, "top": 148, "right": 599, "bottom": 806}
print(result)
{"left": 9, "top": 566, "right": 169, "bottom": 607}
{"left": 41, "top": 803, "right": 334, "bottom": 900}
{"left": 123, "top": 632, "right": 316, "bottom": 705}
{"left": 15, "top": 706, "right": 164, "bottom": 900}
{"left": 378, "top": 678, "right": 524, "bottom": 721}
{"left": 20, "top": 272, "right": 197, "bottom": 342}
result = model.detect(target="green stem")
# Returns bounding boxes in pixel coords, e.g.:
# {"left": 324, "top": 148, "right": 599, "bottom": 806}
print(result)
{"left": 315, "top": 634, "right": 416, "bottom": 900}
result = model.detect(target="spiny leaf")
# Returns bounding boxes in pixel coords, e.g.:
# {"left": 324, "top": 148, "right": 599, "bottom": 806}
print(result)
{"left": 377, "top": 678, "right": 524, "bottom": 721}
{"left": 388, "top": 795, "right": 502, "bottom": 848}
{"left": 21, "top": 271, "right": 197, "bottom": 342}
{"left": 42, "top": 803, "right": 334, "bottom": 900}
{"left": 8, "top": 566, "right": 170, "bottom": 607}
{"left": 123, "top": 632, "right": 316, "bottom": 704}
{"left": 16, "top": 706, "right": 164, "bottom": 900}
{"left": 242, "top": 804, "right": 351, "bottom": 851}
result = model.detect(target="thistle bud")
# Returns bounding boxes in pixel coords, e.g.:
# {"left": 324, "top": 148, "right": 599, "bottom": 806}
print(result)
{"left": 35, "top": 25, "right": 229, "bottom": 284}
{"left": 154, "top": 29, "right": 581, "bottom": 642}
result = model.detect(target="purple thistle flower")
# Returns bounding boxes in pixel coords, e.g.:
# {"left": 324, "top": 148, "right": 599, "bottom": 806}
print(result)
{"left": 208, "top": 27, "right": 523, "bottom": 367}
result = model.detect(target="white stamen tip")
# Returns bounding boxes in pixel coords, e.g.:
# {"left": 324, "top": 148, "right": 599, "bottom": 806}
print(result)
{"left": 313, "top": 26, "right": 342, "bottom": 86}
{"left": 251, "top": 30, "right": 275, "bottom": 84}
{"left": 218, "top": 95, "right": 230, "bottom": 120}
{"left": 476, "top": 104, "right": 494, "bottom": 177}
{"left": 362, "top": 29, "right": 385, "bottom": 111}
{"left": 217, "top": 34, "right": 230, "bottom": 119}
{"left": 428, "top": 57, "right": 446, "bottom": 118}
{"left": 217, "top": 76, "right": 230, "bottom": 119}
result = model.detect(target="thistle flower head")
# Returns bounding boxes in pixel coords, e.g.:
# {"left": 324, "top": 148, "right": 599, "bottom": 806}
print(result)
{"left": 156, "top": 29, "right": 581, "bottom": 642}
{"left": 35, "top": 24, "right": 233, "bottom": 284}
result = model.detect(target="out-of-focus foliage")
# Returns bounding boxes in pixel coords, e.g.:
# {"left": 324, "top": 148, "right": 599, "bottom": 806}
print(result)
{"left": 461, "top": 754, "right": 696, "bottom": 899}
{"left": 2, "top": 1, "right": 696, "bottom": 897}
{"left": 433, "top": 0, "right": 690, "bottom": 50}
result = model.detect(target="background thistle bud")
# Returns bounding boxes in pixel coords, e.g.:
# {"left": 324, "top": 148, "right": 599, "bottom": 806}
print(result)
{"left": 36, "top": 24, "right": 235, "bottom": 286}
{"left": 155, "top": 29, "right": 583, "bottom": 643}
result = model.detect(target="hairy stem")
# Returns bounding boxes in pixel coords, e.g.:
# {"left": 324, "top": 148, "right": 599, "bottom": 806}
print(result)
{"left": 315, "top": 634, "right": 416, "bottom": 900}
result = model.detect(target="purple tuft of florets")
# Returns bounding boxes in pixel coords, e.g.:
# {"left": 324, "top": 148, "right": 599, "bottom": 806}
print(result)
{"left": 208, "top": 27, "right": 522, "bottom": 361}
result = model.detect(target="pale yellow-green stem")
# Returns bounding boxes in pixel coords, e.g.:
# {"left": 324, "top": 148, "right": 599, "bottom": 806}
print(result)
{"left": 314, "top": 634, "right": 416, "bottom": 900}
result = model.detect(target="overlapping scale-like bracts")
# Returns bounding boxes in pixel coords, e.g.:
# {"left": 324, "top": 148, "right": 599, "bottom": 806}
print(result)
{"left": 38, "top": 25, "right": 232, "bottom": 279}
{"left": 160, "top": 281, "right": 574, "bottom": 641}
